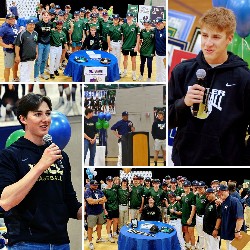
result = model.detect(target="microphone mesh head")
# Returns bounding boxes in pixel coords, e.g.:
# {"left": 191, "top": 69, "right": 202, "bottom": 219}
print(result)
{"left": 43, "top": 134, "right": 52, "bottom": 143}
{"left": 196, "top": 69, "right": 206, "bottom": 79}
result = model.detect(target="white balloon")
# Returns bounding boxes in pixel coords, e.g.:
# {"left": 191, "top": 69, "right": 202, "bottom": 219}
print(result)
{"left": 89, "top": 168, "right": 95, "bottom": 174}
{"left": 93, "top": 171, "right": 97, "bottom": 177}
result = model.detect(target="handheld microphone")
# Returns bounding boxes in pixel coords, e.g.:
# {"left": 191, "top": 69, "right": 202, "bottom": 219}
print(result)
{"left": 192, "top": 69, "right": 206, "bottom": 117}
{"left": 43, "top": 134, "right": 64, "bottom": 169}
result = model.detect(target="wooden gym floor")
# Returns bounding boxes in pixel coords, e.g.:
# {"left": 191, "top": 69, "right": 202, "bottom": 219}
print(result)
{"left": 0, "top": 18, "right": 157, "bottom": 83}
{"left": 105, "top": 157, "right": 164, "bottom": 166}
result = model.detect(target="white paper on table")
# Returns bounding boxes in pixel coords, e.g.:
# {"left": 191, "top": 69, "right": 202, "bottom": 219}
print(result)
{"left": 140, "top": 223, "right": 154, "bottom": 229}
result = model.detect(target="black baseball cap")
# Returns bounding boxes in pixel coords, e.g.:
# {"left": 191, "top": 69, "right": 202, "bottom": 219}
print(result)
{"left": 98, "top": 7, "right": 103, "bottom": 10}
{"left": 122, "top": 111, "right": 128, "bottom": 116}
{"left": 152, "top": 179, "right": 160, "bottom": 183}
{"left": 170, "top": 178, "right": 177, "bottom": 183}
{"left": 55, "top": 5, "right": 61, "bottom": 9}
{"left": 165, "top": 175, "right": 171, "bottom": 180}
{"left": 122, "top": 177, "right": 128, "bottom": 182}
{"left": 198, "top": 181, "right": 206, "bottom": 187}
{"left": 218, "top": 185, "right": 228, "bottom": 191}
{"left": 168, "top": 192, "right": 176, "bottom": 197}
{"left": 183, "top": 180, "right": 191, "bottom": 187}
{"left": 192, "top": 180, "right": 199, "bottom": 186}
{"left": 106, "top": 176, "right": 113, "bottom": 181}
{"left": 155, "top": 17, "right": 163, "bottom": 23}
{"left": 113, "top": 14, "right": 120, "bottom": 19}
{"left": 206, "top": 188, "right": 215, "bottom": 193}
{"left": 126, "top": 12, "right": 134, "bottom": 17}
{"left": 145, "top": 177, "right": 151, "bottom": 182}
{"left": 6, "top": 13, "right": 15, "bottom": 19}
{"left": 90, "top": 180, "right": 99, "bottom": 185}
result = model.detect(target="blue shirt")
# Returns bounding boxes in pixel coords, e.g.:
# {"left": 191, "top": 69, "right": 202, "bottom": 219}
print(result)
{"left": 9, "top": 6, "right": 18, "bottom": 16}
{"left": 110, "top": 119, "right": 133, "bottom": 136}
{"left": 0, "top": 23, "right": 19, "bottom": 53}
{"left": 155, "top": 27, "right": 166, "bottom": 56}
{"left": 84, "top": 188, "right": 105, "bottom": 215}
{"left": 220, "top": 195, "right": 244, "bottom": 240}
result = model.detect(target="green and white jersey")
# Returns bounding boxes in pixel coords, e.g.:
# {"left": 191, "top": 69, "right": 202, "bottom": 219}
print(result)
{"left": 121, "top": 22, "right": 140, "bottom": 50}
{"left": 129, "top": 185, "right": 144, "bottom": 209}
{"left": 147, "top": 188, "right": 163, "bottom": 207}
{"left": 103, "top": 187, "right": 119, "bottom": 211}
{"left": 140, "top": 28, "right": 155, "bottom": 57}
{"left": 50, "top": 30, "right": 67, "bottom": 46}
{"left": 108, "top": 24, "right": 122, "bottom": 41}
{"left": 167, "top": 201, "right": 182, "bottom": 219}
{"left": 181, "top": 191, "right": 196, "bottom": 226}
{"left": 72, "top": 20, "right": 85, "bottom": 42}
{"left": 87, "top": 22, "right": 101, "bottom": 35}
{"left": 117, "top": 187, "right": 130, "bottom": 205}
{"left": 100, "top": 19, "right": 113, "bottom": 42}
{"left": 195, "top": 193, "right": 208, "bottom": 216}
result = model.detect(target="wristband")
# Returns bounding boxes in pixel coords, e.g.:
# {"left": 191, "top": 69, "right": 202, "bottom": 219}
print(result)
{"left": 235, "top": 230, "right": 240, "bottom": 233}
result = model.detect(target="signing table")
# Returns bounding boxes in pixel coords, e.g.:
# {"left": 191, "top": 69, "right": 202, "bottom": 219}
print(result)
{"left": 64, "top": 50, "right": 120, "bottom": 82}
{"left": 118, "top": 221, "right": 181, "bottom": 250}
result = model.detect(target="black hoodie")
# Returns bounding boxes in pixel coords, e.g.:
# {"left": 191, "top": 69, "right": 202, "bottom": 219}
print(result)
{"left": 169, "top": 51, "right": 250, "bottom": 166}
{"left": 0, "top": 137, "right": 82, "bottom": 246}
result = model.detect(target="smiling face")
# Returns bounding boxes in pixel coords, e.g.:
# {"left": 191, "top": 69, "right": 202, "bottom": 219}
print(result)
{"left": 200, "top": 25, "right": 232, "bottom": 64}
{"left": 20, "top": 101, "right": 51, "bottom": 144}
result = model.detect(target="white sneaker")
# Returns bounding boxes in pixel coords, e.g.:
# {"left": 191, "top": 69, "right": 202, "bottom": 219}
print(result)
{"left": 54, "top": 97, "right": 64, "bottom": 110}
{"left": 45, "top": 67, "right": 50, "bottom": 73}
{"left": 64, "top": 102, "right": 72, "bottom": 115}
{"left": 12, "top": 77, "right": 20, "bottom": 82}
{"left": 120, "top": 72, "right": 127, "bottom": 78}
{"left": 96, "top": 238, "right": 107, "bottom": 243}
{"left": 40, "top": 74, "right": 49, "bottom": 80}
{"left": 108, "top": 237, "right": 115, "bottom": 243}
{"left": 132, "top": 74, "right": 137, "bottom": 81}
{"left": 34, "top": 77, "right": 40, "bottom": 82}
{"left": 72, "top": 102, "right": 80, "bottom": 115}
{"left": 89, "top": 243, "right": 95, "bottom": 250}
{"left": 146, "top": 78, "right": 151, "bottom": 82}
{"left": 113, "top": 233, "right": 118, "bottom": 238}
{"left": 138, "top": 75, "right": 143, "bottom": 81}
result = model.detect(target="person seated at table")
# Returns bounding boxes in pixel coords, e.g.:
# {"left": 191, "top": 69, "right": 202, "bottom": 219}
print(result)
{"left": 141, "top": 196, "right": 162, "bottom": 222}
{"left": 81, "top": 26, "right": 101, "bottom": 50}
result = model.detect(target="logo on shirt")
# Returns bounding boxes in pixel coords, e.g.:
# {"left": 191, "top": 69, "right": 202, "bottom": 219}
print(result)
{"left": 158, "top": 124, "right": 165, "bottom": 129}
{"left": 131, "top": 28, "right": 135, "bottom": 32}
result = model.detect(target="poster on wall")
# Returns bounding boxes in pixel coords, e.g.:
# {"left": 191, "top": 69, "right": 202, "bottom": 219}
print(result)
{"left": 151, "top": 6, "right": 164, "bottom": 25}
{"left": 138, "top": 5, "right": 151, "bottom": 29}
{"left": 6, "top": 0, "right": 37, "bottom": 18}
{"left": 84, "top": 90, "right": 116, "bottom": 114}
{"left": 127, "top": 4, "right": 139, "bottom": 22}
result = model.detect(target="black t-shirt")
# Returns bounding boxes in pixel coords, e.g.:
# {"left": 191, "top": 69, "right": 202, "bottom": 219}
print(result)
{"left": 84, "top": 117, "right": 97, "bottom": 139}
{"left": 151, "top": 119, "right": 166, "bottom": 140}
{"left": 81, "top": 34, "right": 100, "bottom": 50}
{"left": 35, "top": 20, "right": 53, "bottom": 44}
{"left": 203, "top": 200, "right": 221, "bottom": 236}
{"left": 140, "top": 205, "right": 162, "bottom": 221}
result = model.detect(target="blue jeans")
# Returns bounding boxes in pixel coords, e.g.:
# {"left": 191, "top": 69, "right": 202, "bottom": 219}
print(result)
{"left": 8, "top": 242, "right": 70, "bottom": 250}
{"left": 34, "top": 43, "right": 50, "bottom": 78}
{"left": 84, "top": 139, "right": 96, "bottom": 166}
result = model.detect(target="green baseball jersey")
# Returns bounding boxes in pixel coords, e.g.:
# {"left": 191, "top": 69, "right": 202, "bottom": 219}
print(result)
{"left": 72, "top": 20, "right": 85, "bottom": 42}
{"left": 108, "top": 24, "right": 122, "bottom": 41}
{"left": 62, "top": 21, "right": 70, "bottom": 37}
{"left": 140, "top": 28, "right": 155, "bottom": 57}
{"left": 50, "top": 30, "right": 67, "bottom": 46}
{"left": 103, "top": 187, "right": 119, "bottom": 211}
{"left": 129, "top": 185, "right": 144, "bottom": 209}
{"left": 121, "top": 23, "right": 140, "bottom": 50}
{"left": 161, "top": 190, "right": 169, "bottom": 207}
{"left": 195, "top": 193, "right": 208, "bottom": 216}
{"left": 181, "top": 192, "right": 196, "bottom": 226}
{"left": 66, "top": 13, "right": 73, "bottom": 22}
{"left": 147, "top": 188, "right": 163, "bottom": 207}
{"left": 167, "top": 201, "right": 182, "bottom": 219}
{"left": 117, "top": 187, "right": 130, "bottom": 205}
{"left": 87, "top": 22, "right": 101, "bottom": 34}
{"left": 100, "top": 20, "right": 113, "bottom": 42}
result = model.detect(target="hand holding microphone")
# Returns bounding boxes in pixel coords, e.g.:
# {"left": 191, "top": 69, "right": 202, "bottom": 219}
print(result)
{"left": 43, "top": 134, "right": 64, "bottom": 169}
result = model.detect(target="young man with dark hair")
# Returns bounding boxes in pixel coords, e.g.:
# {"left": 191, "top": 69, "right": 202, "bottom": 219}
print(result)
{"left": 141, "top": 196, "right": 162, "bottom": 221}
{"left": 84, "top": 108, "right": 98, "bottom": 166}
{"left": 0, "top": 93, "right": 82, "bottom": 249}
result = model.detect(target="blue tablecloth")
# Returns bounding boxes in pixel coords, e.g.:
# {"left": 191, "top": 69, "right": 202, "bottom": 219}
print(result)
{"left": 118, "top": 221, "right": 181, "bottom": 250}
{"left": 17, "top": 17, "right": 38, "bottom": 27}
{"left": 64, "top": 50, "right": 120, "bottom": 82}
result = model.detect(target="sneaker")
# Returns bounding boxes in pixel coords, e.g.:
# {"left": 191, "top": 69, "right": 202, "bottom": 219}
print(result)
{"left": 72, "top": 102, "right": 80, "bottom": 115}
{"left": 113, "top": 233, "right": 118, "bottom": 238}
{"left": 40, "top": 74, "right": 49, "bottom": 80}
{"left": 50, "top": 74, "right": 55, "bottom": 79}
{"left": 138, "top": 75, "right": 143, "bottom": 81}
{"left": 120, "top": 72, "right": 127, "bottom": 78}
{"left": 12, "top": 77, "right": 20, "bottom": 82}
{"left": 62, "top": 60, "right": 67, "bottom": 66}
{"left": 34, "top": 77, "right": 40, "bottom": 82}
{"left": 132, "top": 74, "right": 137, "bottom": 81}
{"left": 54, "top": 70, "right": 59, "bottom": 76}
{"left": 146, "top": 78, "right": 151, "bottom": 82}
{"left": 96, "top": 238, "right": 107, "bottom": 243}
{"left": 64, "top": 102, "right": 72, "bottom": 115}
{"left": 54, "top": 97, "right": 64, "bottom": 110}
{"left": 45, "top": 68, "right": 50, "bottom": 73}
{"left": 108, "top": 237, "right": 115, "bottom": 243}
{"left": 88, "top": 243, "right": 94, "bottom": 250}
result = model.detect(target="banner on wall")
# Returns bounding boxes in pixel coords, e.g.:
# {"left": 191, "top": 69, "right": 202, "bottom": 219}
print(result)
{"left": 151, "top": 6, "right": 164, "bottom": 25}
{"left": 6, "top": 0, "right": 38, "bottom": 18}
{"left": 138, "top": 5, "right": 151, "bottom": 29}
{"left": 127, "top": 4, "right": 139, "bottom": 22}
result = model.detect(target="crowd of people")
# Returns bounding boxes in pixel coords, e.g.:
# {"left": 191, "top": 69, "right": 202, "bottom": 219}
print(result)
{"left": 84, "top": 174, "right": 250, "bottom": 250}
{"left": 0, "top": 3, "right": 166, "bottom": 82}
{"left": 0, "top": 84, "right": 82, "bottom": 121}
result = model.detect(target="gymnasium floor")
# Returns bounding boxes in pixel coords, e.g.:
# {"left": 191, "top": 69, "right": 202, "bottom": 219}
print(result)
{"left": 0, "top": 19, "right": 157, "bottom": 83}
{"left": 105, "top": 157, "right": 165, "bottom": 166}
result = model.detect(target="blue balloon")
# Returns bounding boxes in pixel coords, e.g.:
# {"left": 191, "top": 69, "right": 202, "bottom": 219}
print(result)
{"left": 48, "top": 111, "right": 71, "bottom": 150}
{"left": 105, "top": 112, "right": 111, "bottom": 121}
{"left": 226, "top": 0, "right": 250, "bottom": 38}
{"left": 88, "top": 174, "right": 93, "bottom": 180}
{"left": 212, "top": 0, "right": 228, "bottom": 7}
{"left": 86, "top": 169, "right": 91, "bottom": 175}
{"left": 98, "top": 112, "right": 105, "bottom": 120}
